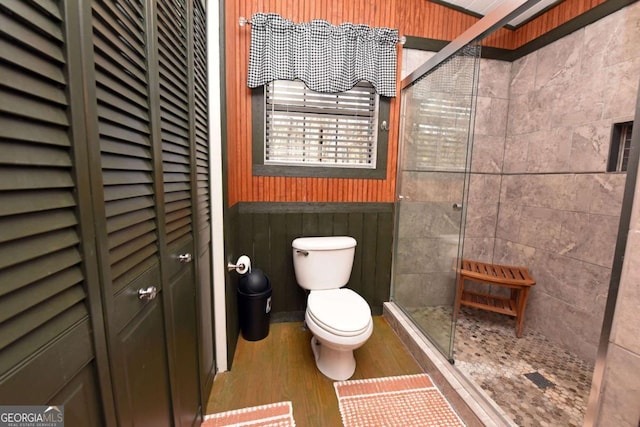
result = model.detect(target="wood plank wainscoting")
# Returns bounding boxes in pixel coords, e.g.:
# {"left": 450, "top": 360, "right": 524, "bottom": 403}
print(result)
{"left": 224, "top": 203, "right": 394, "bottom": 364}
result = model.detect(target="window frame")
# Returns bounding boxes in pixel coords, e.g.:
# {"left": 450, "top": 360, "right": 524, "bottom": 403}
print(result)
{"left": 251, "top": 84, "right": 390, "bottom": 179}
{"left": 607, "top": 121, "right": 633, "bottom": 173}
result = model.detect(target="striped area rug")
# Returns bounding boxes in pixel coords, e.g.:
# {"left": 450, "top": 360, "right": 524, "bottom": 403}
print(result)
{"left": 202, "top": 401, "right": 295, "bottom": 427}
{"left": 334, "top": 374, "right": 465, "bottom": 427}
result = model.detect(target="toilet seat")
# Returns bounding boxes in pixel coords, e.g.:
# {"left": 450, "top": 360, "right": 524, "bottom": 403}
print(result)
{"left": 307, "top": 289, "right": 371, "bottom": 337}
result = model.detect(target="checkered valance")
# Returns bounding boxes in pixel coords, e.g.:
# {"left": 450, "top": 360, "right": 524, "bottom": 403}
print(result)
{"left": 247, "top": 13, "right": 399, "bottom": 97}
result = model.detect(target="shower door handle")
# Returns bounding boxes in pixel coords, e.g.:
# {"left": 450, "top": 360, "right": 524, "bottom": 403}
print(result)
{"left": 452, "top": 203, "right": 463, "bottom": 211}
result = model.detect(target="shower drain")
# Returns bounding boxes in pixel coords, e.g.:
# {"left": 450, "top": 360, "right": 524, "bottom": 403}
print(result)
{"left": 524, "top": 371, "right": 555, "bottom": 389}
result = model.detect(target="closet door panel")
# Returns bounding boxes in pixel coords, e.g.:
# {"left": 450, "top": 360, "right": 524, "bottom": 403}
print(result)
{"left": 0, "top": 0, "right": 102, "bottom": 415}
{"left": 89, "top": 0, "right": 171, "bottom": 424}
{"left": 1, "top": 0, "right": 211, "bottom": 423}
{"left": 156, "top": 0, "right": 200, "bottom": 424}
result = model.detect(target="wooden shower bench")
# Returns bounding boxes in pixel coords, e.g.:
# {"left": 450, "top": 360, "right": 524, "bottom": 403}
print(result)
{"left": 454, "top": 259, "right": 535, "bottom": 338}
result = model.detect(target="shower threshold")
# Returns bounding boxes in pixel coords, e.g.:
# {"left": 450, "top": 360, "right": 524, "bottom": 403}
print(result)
{"left": 383, "top": 302, "right": 517, "bottom": 427}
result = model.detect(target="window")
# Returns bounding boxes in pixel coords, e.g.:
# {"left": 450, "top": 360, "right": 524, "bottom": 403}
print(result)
{"left": 266, "top": 81, "right": 378, "bottom": 167}
{"left": 252, "top": 81, "right": 390, "bottom": 179}
{"left": 608, "top": 122, "right": 633, "bottom": 172}
{"left": 407, "top": 97, "right": 474, "bottom": 172}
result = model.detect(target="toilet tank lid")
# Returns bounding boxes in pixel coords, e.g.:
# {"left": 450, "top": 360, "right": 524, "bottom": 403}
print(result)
{"left": 292, "top": 236, "right": 356, "bottom": 251}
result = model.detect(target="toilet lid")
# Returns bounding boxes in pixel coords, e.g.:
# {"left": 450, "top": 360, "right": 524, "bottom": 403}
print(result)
{"left": 307, "top": 289, "right": 371, "bottom": 336}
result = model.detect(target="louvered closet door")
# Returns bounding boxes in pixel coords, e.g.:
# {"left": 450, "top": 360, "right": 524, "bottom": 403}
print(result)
{"left": 156, "top": 0, "right": 200, "bottom": 425}
{"left": 0, "top": 0, "right": 210, "bottom": 423}
{"left": 0, "top": 0, "right": 103, "bottom": 419}
{"left": 90, "top": 0, "right": 172, "bottom": 425}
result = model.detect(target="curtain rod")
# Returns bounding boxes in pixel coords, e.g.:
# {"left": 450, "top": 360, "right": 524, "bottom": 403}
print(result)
{"left": 238, "top": 16, "right": 406, "bottom": 45}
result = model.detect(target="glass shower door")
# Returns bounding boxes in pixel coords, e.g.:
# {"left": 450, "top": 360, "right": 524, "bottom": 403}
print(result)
{"left": 392, "top": 44, "right": 480, "bottom": 360}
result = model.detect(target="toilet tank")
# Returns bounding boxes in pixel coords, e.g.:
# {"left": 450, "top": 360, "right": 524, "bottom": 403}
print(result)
{"left": 292, "top": 236, "right": 357, "bottom": 290}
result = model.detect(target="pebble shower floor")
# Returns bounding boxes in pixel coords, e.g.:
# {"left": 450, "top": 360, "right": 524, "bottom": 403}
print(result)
{"left": 409, "top": 306, "right": 594, "bottom": 427}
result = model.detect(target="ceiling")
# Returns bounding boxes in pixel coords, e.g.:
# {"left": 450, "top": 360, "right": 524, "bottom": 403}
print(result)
{"left": 439, "top": 0, "right": 563, "bottom": 27}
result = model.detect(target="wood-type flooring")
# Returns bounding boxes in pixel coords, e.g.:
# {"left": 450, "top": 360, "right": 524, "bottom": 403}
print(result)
{"left": 206, "top": 316, "right": 422, "bottom": 426}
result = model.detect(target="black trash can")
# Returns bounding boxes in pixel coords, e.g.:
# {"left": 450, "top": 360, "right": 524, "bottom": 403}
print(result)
{"left": 237, "top": 268, "right": 272, "bottom": 341}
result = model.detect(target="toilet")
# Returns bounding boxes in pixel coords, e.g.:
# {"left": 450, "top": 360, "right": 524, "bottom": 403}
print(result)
{"left": 292, "top": 236, "right": 373, "bottom": 381}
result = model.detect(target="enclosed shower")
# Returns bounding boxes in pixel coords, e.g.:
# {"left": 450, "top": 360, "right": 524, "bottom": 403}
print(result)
{"left": 387, "top": 1, "right": 637, "bottom": 425}
{"left": 390, "top": 36, "right": 597, "bottom": 426}
{"left": 392, "top": 43, "right": 480, "bottom": 360}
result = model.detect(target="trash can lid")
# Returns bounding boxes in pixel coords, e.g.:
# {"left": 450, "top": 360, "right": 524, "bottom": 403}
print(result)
{"left": 238, "top": 269, "right": 270, "bottom": 294}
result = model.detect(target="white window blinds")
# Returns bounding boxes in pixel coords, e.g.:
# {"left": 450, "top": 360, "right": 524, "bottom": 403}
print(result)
{"left": 264, "top": 80, "right": 379, "bottom": 168}
{"left": 407, "top": 97, "right": 471, "bottom": 172}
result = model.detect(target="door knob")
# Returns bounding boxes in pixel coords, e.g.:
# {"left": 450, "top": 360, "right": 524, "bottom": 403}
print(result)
{"left": 178, "top": 253, "right": 192, "bottom": 263}
{"left": 138, "top": 286, "right": 158, "bottom": 300}
{"left": 452, "top": 203, "right": 463, "bottom": 211}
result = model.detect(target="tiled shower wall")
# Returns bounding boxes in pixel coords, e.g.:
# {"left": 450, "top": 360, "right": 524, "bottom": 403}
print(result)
{"left": 465, "top": 3, "right": 640, "bottom": 363}
{"left": 463, "top": 58, "right": 511, "bottom": 264}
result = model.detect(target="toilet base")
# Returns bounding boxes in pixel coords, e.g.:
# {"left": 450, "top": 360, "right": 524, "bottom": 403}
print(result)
{"left": 310, "top": 336, "right": 356, "bottom": 381}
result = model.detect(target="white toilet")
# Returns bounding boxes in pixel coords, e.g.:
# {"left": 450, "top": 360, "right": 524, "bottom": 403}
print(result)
{"left": 292, "top": 236, "right": 373, "bottom": 381}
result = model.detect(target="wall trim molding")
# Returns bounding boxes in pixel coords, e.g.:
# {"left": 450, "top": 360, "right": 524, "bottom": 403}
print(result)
{"left": 404, "top": 0, "right": 636, "bottom": 62}
{"left": 236, "top": 201, "right": 394, "bottom": 214}
{"left": 508, "top": 0, "right": 637, "bottom": 60}
{"left": 422, "top": 0, "right": 570, "bottom": 31}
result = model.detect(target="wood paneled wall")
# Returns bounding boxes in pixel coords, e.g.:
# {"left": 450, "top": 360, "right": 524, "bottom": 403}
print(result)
{"left": 225, "top": 0, "right": 605, "bottom": 206}
{"left": 224, "top": 202, "right": 394, "bottom": 366}
{"left": 512, "top": 0, "right": 608, "bottom": 48}
{"left": 224, "top": 0, "right": 494, "bottom": 205}
{"left": 235, "top": 203, "right": 394, "bottom": 316}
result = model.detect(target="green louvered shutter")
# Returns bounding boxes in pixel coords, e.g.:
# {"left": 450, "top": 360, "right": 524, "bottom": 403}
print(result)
{"left": 156, "top": 1, "right": 201, "bottom": 424}
{"left": 158, "top": 0, "right": 193, "bottom": 250}
{"left": 193, "top": 0, "right": 210, "bottom": 250}
{"left": 90, "top": 0, "right": 172, "bottom": 423}
{"left": 0, "top": 0, "right": 100, "bottom": 414}
{"left": 0, "top": 0, "right": 210, "bottom": 422}
{"left": 92, "top": 0, "right": 160, "bottom": 290}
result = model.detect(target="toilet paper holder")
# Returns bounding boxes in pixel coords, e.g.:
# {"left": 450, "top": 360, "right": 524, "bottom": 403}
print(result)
{"left": 226, "top": 261, "right": 245, "bottom": 271}
{"left": 227, "top": 255, "right": 251, "bottom": 274}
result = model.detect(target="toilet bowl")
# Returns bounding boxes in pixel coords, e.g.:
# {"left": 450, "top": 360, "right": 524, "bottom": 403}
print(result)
{"left": 306, "top": 288, "right": 373, "bottom": 380}
{"left": 292, "top": 236, "right": 373, "bottom": 381}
